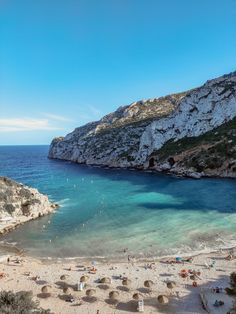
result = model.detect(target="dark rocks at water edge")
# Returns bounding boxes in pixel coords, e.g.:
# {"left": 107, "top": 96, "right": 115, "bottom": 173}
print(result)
{"left": 49, "top": 71, "right": 236, "bottom": 178}
{"left": 0, "top": 176, "right": 59, "bottom": 234}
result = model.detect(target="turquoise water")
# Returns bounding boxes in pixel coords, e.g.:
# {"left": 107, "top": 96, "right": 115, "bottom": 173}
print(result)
{"left": 0, "top": 145, "right": 236, "bottom": 259}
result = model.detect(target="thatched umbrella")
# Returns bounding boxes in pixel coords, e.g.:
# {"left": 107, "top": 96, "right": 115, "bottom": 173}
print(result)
{"left": 80, "top": 275, "right": 89, "bottom": 282}
{"left": 63, "top": 286, "right": 73, "bottom": 294}
{"left": 122, "top": 278, "right": 131, "bottom": 286}
{"left": 109, "top": 291, "right": 119, "bottom": 301}
{"left": 41, "top": 285, "right": 51, "bottom": 294}
{"left": 144, "top": 280, "right": 154, "bottom": 288}
{"left": 133, "top": 292, "right": 143, "bottom": 300}
{"left": 100, "top": 277, "right": 111, "bottom": 284}
{"left": 166, "top": 281, "right": 176, "bottom": 289}
{"left": 86, "top": 289, "right": 96, "bottom": 297}
{"left": 167, "top": 281, "right": 176, "bottom": 295}
{"left": 157, "top": 295, "right": 169, "bottom": 304}
{"left": 60, "top": 274, "right": 68, "bottom": 281}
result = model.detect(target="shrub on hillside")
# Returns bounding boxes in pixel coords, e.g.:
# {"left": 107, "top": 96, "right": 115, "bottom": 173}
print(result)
{"left": 0, "top": 290, "right": 52, "bottom": 314}
{"left": 226, "top": 272, "right": 236, "bottom": 296}
{"left": 228, "top": 307, "right": 236, "bottom": 314}
{"left": 226, "top": 272, "right": 236, "bottom": 314}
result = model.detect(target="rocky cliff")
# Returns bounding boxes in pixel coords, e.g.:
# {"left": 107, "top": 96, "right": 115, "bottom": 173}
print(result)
{"left": 0, "top": 177, "right": 58, "bottom": 234}
{"left": 49, "top": 71, "right": 236, "bottom": 178}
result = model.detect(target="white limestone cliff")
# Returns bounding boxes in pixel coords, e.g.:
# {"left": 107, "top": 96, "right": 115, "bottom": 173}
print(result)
{"left": 49, "top": 71, "right": 236, "bottom": 175}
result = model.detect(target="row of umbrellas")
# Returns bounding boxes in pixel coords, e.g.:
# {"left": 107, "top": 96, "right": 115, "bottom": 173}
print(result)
{"left": 41, "top": 275, "right": 175, "bottom": 306}
{"left": 81, "top": 275, "right": 176, "bottom": 290}
{"left": 86, "top": 289, "right": 169, "bottom": 304}
{"left": 41, "top": 284, "right": 169, "bottom": 304}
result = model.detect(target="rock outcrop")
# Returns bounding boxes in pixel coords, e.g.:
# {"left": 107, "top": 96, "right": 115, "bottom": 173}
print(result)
{"left": 151, "top": 117, "right": 236, "bottom": 178}
{"left": 0, "top": 177, "right": 58, "bottom": 234}
{"left": 49, "top": 71, "right": 236, "bottom": 178}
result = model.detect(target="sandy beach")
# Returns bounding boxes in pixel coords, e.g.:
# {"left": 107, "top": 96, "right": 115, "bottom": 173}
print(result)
{"left": 0, "top": 250, "right": 235, "bottom": 314}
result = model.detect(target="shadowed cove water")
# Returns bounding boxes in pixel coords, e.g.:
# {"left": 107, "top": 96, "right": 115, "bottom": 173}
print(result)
{"left": 0, "top": 145, "right": 236, "bottom": 259}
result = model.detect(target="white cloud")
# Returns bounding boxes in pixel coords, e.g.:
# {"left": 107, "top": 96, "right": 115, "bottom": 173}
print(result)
{"left": 0, "top": 118, "right": 62, "bottom": 132}
{"left": 42, "top": 113, "right": 73, "bottom": 122}
{"left": 0, "top": 106, "right": 103, "bottom": 134}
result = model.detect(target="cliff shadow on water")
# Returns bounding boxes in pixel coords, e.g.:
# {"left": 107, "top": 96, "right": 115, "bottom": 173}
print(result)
{"left": 51, "top": 159, "right": 236, "bottom": 214}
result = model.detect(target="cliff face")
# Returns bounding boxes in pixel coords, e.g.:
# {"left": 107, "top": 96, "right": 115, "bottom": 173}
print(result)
{"left": 0, "top": 177, "right": 58, "bottom": 234}
{"left": 49, "top": 71, "right": 236, "bottom": 178}
{"left": 151, "top": 117, "right": 236, "bottom": 178}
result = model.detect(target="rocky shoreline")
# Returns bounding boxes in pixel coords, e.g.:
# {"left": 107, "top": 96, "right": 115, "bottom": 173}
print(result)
{"left": 0, "top": 176, "right": 59, "bottom": 235}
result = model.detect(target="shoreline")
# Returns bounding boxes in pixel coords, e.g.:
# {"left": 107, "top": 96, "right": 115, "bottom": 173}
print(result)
{"left": 0, "top": 206, "right": 58, "bottom": 236}
{"left": 1, "top": 238, "right": 236, "bottom": 265}
{"left": 49, "top": 157, "right": 236, "bottom": 180}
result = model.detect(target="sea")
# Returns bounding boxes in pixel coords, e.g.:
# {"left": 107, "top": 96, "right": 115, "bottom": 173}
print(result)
{"left": 0, "top": 145, "right": 236, "bottom": 260}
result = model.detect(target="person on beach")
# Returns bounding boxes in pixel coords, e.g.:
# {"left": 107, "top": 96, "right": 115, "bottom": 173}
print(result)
{"left": 225, "top": 252, "right": 234, "bottom": 260}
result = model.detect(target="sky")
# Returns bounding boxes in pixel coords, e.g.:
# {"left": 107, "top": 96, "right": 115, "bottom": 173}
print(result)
{"left": 0, "top": 0, "right": 236, "bottom": 145}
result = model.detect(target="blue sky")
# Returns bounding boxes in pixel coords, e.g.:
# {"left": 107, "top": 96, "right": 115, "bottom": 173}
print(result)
{"left": 0, "top": 0, "right": 236, "bottom": 145}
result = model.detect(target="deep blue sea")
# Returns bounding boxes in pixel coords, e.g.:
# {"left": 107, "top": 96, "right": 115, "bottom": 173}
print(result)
{"left": 0, "top": 145, "right": 236, "bottom": 259}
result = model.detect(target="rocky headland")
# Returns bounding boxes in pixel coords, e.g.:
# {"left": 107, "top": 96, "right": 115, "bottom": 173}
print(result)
{"left": 49, "top": 71, "right": 236, "bottom": 178}
{"left": 0, "top": 176, "right": 58, "bottom": 235}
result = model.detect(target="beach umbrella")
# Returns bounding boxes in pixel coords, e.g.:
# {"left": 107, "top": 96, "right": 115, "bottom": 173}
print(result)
{"left": 63, "top": 286, "right": 73, "bottom": 294}
{"left": 109, "top": 291, "right": 119, "bottom": 300}
{"left": 122, "top": 278, "right": 131, "bottom": 286}
{"left": 60, "top": 274, "right": 68, "bottom": 281}
{"left": 144, "top": 280, "right": 154, "bottom": 288}
{"left": 166, "top": 281, "right": 176, "bottom": 289}
{"left": 167, "top": 281, "right": 176, "bottom": 295}
{"left": 133, "top": 293, "right": 143, "bottom": 300}
{"left": 157, "top": 295, "right": 169, "bottom": 304}
{"left": 41, "top": 285, "right": 51, "bottom": 294}
{"left": 80, "top": 275, "right": 89, "bottom": 282}
{"left": 86, "top": 289, "right": 96, "bottom": 297}
{"left": 100, "top": 277, "right": 111, "bottom": 284}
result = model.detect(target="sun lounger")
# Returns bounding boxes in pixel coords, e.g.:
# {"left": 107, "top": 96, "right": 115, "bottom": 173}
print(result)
{"left": 162, "top": 259, "right": 178, "bottom": 264}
